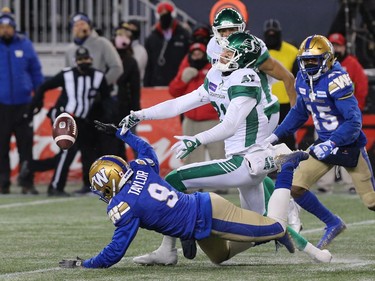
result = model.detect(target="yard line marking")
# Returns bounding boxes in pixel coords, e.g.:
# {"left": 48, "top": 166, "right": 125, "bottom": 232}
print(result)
{"left": 0, "top": 198, "right": 80, "bottom": 209}
{"left": 0, "top": 267, "right": 62, "bottom": 278}
{"left": 301, "top": 220, "right": 375, "bottom": 234}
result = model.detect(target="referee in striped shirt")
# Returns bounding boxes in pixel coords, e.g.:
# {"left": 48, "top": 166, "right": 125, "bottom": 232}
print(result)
{"left": 27, "top": 47, "right": 114, "bottom": 196}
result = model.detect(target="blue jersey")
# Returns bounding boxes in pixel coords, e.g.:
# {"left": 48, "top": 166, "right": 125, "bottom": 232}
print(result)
{"left": 275, "top": 62, "right": 367, "bottom": 147}
{"left": 83, "top": 132, "right": 212, "bottom": 268}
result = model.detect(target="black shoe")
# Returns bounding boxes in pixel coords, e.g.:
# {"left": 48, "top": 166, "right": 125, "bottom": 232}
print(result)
{"left": 180, "top": 238, "right": 197, "bottom": 260}
{"left": 22, "top": 185, "right": 39, "bottom": 195}
{"left": 18, "top": 160, "right": 32, "bottom": 186}
{"left": 48, "top": 189, "right": 70, "bottom": 197}
{"left": 73, "top": 186, "right": 91, "bottom": 195}
{"left": 276, "top": 231, "right": 295, "bottom": 253}
{"left": 1, "top": 186, "right": 10, "bottom": 194}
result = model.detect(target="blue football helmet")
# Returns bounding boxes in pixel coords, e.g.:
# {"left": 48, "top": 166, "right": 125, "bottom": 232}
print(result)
{"left": 297, "top": 35, "right": 335, "bottom": 81}
{"left": 89, "top": 155, "right": 133, "bottom": 204}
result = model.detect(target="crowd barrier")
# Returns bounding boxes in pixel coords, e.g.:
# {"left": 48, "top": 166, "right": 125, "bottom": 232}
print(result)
{"left": 9, "top": 88, "right": 375, "bottom": 184}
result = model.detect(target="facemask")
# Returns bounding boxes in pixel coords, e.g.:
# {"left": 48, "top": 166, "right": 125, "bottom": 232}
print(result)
{"left": 188, "top": 54, "right": 208, "bottom": 70}
{"left": 305, "top": 63, "right": 319, "bottom": 75}
{"left": 77, "top": 62, "right": 92, "bottom": 73}
{"left": 115, "top": 35, "right": 131, "bottom": 49}
{"left": 0, "top": 35, "right": 13, "bottom": 44}
{"left": 264, "top": 31, "right": 282, "bottom": 50}
{"left": 160, "top": 13, "right": 173, "bottom": 30}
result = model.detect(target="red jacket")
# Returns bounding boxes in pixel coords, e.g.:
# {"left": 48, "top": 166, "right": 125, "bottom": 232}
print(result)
{"left": 341, "top": 55, "right": 368, "bottom": 110}
{"left": 169, "top": 56, "right": 218, "bottom": 121}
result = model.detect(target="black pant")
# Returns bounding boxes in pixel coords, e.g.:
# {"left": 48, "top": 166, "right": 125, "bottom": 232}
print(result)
{"left": 48, "top": 118, "right": 97, "bottom": 192}
{"left": 278, "top": 103, "right": 296, "bottom": 150}
{"left": 0, "top": 103, "right": 34, "bottom": 189}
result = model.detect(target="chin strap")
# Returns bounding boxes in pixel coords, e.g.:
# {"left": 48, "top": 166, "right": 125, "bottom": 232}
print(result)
{"left": 308, "top": 76, "right": 316, "bottom": 101}
{"left": 118, "top": 169, "right": 134, "bottom": 190}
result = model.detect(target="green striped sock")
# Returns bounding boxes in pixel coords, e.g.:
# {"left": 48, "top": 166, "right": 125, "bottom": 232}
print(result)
{"left": 287, "top": 226, "right": 307, "bottom": 251}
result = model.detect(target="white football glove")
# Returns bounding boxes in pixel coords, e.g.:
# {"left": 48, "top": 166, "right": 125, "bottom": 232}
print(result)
{"left": 119, "top": 110, "right": 144, "bottom": 135}
{"left": 265, "top": 133, "right": 279, "bottom": 145}
{"left": 310, "top": 140, "right": 336, "bottom": 160}
{"left": 171, "top": 135, "right": 201, "bottom": 159}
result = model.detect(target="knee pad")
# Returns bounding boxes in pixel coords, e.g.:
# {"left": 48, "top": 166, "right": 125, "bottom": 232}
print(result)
{"left": 165, "top": 170, "right": 187, "bottom": 192}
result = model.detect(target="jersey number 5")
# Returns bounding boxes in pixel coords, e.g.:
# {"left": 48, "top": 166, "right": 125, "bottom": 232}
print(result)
{"left": 148, "top": 183, "right": 178, "bottom": 208}
{"left": 307, "top": 104, "right": 338, "bottom": 131}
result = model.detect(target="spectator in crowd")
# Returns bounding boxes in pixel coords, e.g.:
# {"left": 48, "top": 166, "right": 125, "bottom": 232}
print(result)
{"left": 26, "top": 47, "right": 113, "bottom": 197}
{"left": 64, "top": 12, "right": 123, "bottom": 86}
{"left": 64, "top": 12, "right": 124, "bottom": 193}
{"left": 113, "top": 22, "right": 141, "bottom": 158}
{"left": 126, "top": 19, "right": 148, "bottom": 84}
{"left": 190, "top": 25, "right": 211, "bottom": 46}
{"left": 316, "top": 32, "right": 369, "bottom": 194}
{"left": 263, "top": 19, "right": 299, "bottom": 150}
{"left": 266, "top": 35, "right": 375, "bottom": 249}
{"left": 0, "top": 12, "right": 43, "bottom": 194}
{"left": 143, "top": 1, "right": 190, "bottom": 86}
{"left": 168, "top": 42, "right": 225, "bottom": 165}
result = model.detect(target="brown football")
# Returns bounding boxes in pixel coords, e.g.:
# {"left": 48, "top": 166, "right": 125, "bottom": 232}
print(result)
{"left": 52, "top": 113, "right": 78, "bottom": 150}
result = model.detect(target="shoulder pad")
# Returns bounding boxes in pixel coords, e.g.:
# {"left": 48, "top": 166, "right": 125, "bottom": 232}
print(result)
{"left": 108, "top": 201, "right": 130, "bottom": 224}
{"left": 230, "top": 68, "right": 260, "bottom": 85}
{"left": 328, "top": 73, "right": 353, "bottom": 95}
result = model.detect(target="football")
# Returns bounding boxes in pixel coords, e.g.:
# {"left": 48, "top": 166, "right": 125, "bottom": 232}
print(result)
{"left": 52, "top": 113, "right": 78, "bottom": 150}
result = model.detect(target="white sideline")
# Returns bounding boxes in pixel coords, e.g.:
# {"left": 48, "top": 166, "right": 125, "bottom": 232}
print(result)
{"left": 0, "top": 198, "right": 79, "bottom": 209}
{"left": 0, "top": 267, "right": 62, "bottom": 279}
{"left": 301, "top": 220, "right": 375, "bottom": 234}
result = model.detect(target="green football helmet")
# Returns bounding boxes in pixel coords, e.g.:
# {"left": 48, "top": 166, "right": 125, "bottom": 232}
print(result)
{"left": 215, "top": 31, "right": 261, "bottom": 72}
{"left": 212, "top": 8, "right": 246, "bottom": 40}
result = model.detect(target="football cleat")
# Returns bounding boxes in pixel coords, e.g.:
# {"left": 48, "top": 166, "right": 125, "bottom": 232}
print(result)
{"left": 180, "top": 238, "right": 197, "bottom": 260}
{"left": 276, "top": 231, "right": 295, "bottom": 254}
{"left": 316, "top": 216, "right": 346, "bottom": 249}
{"left": 274, "top": 150, "right": 309, "bottom": 171}
{"left": 133, "top": 248, "right": 177, "bottom": 266}
{"left": 312, "top": 249, "right": 333, "bottom": 263}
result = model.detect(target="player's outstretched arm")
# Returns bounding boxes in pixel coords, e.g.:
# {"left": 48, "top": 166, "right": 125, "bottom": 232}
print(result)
{"left": 115, "top": 129, "right": 159, "bottom": 169}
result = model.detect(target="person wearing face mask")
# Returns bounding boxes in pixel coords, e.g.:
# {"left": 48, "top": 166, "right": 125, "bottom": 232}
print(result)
{"left": 168, "top": 42, "right": 225, "bottom": 166}
{"left": 64, "top": 12, "right": 123, "bottom": 87}
{"left": 263, "top": 19, "right": 299, "bottom": 151}
{"left": 315, "top": 33, "right": 369, "bottom": 195}
{"left": 126, "top": 20, "right": 148, "bottom": 84}
{"left": 24, "top": 47, "right": 113, "bottom": 197}
{"left": 64, "top": 13, "right": 124, "bottom": 194}
{"left": 144, "top": 1, "right": 190, "bottom": 86}
{"left": 0, "top": 11, "right": 44, "bottom": 195}
{"left": 113, "top": 23, "right": 141, "bottom": 157}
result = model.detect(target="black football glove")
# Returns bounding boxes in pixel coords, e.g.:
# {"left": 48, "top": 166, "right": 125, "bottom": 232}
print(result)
{"left": 94, "top": 120, "right": 118, "bottom": 135}
{"left": 59, "top": 256, "right": 84, "bottom": 268}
